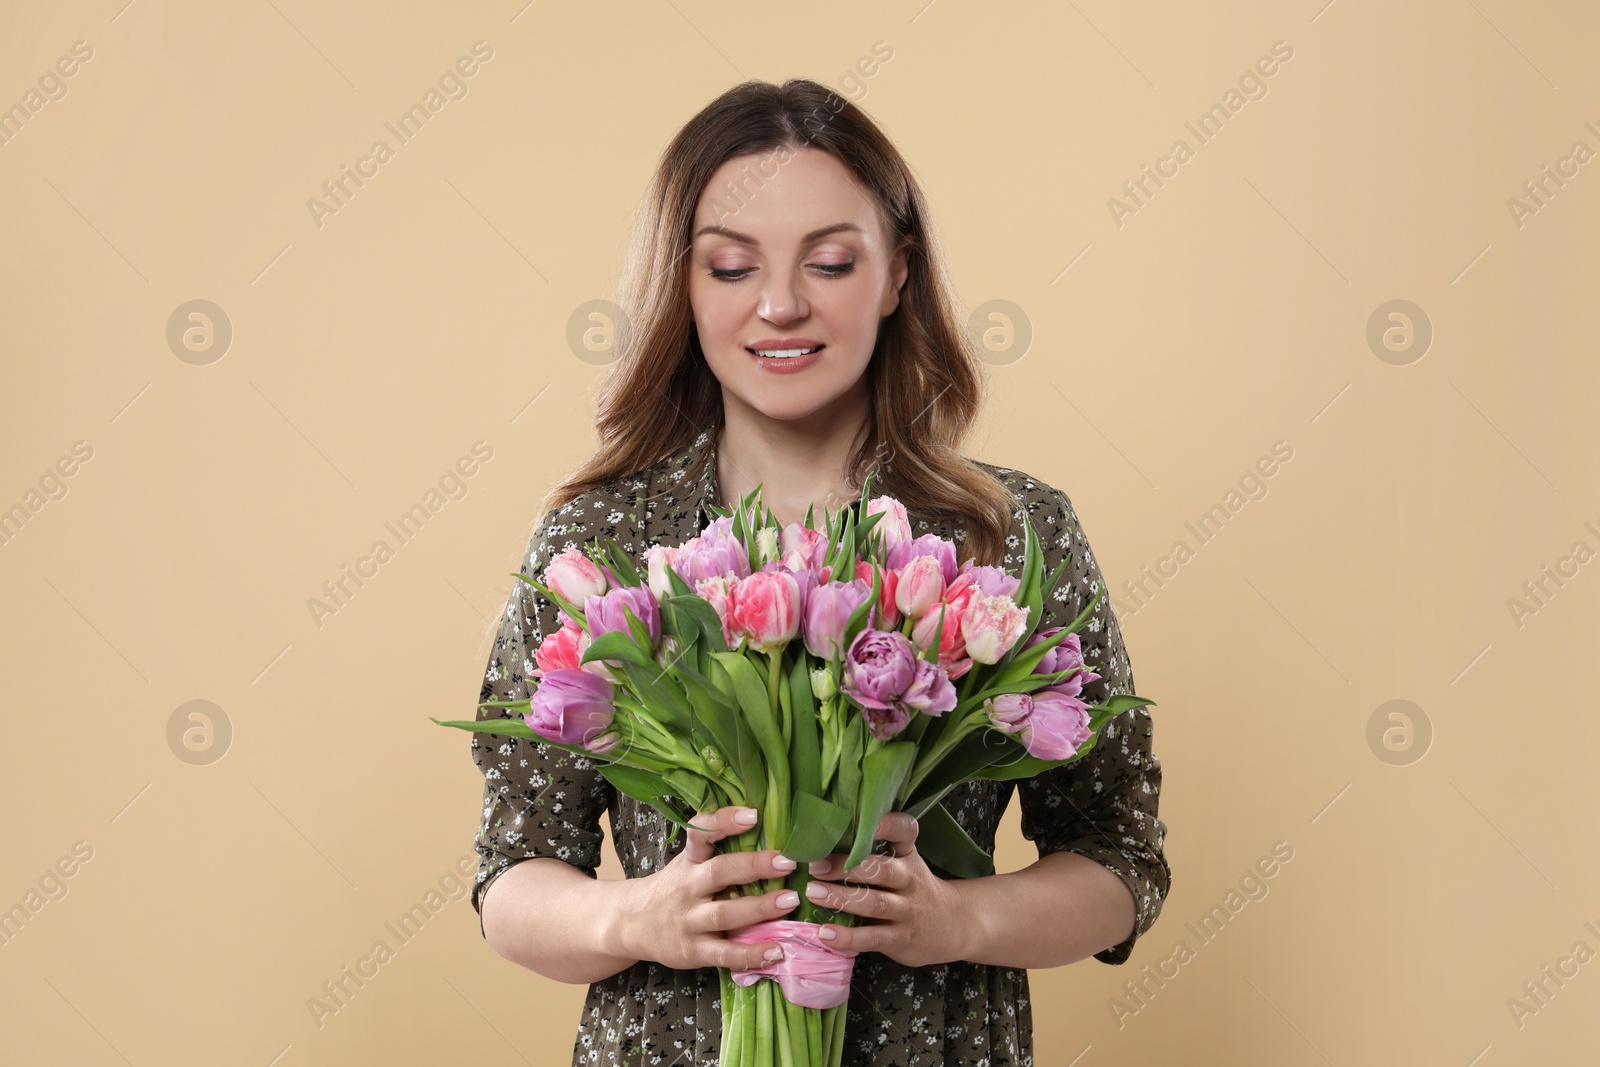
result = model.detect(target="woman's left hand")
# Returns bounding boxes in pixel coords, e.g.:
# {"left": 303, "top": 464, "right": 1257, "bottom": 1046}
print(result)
{"left": 801, "top": 811, "right": 972, "bottom": 967}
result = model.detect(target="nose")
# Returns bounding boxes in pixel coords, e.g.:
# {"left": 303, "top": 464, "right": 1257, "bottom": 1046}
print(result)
{"left": 757, "top": 265, "right": 809, "bottom": 325}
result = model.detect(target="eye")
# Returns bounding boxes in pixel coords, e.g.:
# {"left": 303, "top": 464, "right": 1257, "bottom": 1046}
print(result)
{"left": 707, "top": 262, "right": 856, "bottom": 282}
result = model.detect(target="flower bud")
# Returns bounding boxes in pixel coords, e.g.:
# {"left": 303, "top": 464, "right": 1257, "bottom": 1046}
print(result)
{"left": 753, "top": 526, "right": 780, "bottom": 568}
{"left": 701, "top": 745, "right": 727, "bottom": 773}
{"left": 810, "top": 667, "right": 836, "bottom": 702}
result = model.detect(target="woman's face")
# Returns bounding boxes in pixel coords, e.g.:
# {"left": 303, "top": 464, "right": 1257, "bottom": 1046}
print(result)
{"left": 688, "top": 147, "right": 909, "bottom": 424}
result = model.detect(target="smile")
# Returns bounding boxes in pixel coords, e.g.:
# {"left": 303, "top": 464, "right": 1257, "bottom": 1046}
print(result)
{"left": 746, "top": 345, "right": 823, "bottom": 359}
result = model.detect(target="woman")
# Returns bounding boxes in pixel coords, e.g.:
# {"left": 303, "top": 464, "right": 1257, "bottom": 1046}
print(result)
{"left": 468, "top": 78, "right": 1170, "bottom": 1066}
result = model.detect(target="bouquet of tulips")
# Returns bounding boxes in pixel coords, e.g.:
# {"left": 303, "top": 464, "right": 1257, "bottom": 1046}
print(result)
{"left": 436, "top": 475, "right": 1153, "bottom": 1067}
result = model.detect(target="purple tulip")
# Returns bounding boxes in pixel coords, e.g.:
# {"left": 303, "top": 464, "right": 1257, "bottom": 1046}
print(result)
{"left": 674, "top": 516, "right": 752, "bottom": 585}
{"left": 960, "top": 563, "right": 1021, "bottom": 600}
{"left": 900, "top": 658, "right": 957, "bottom": 716}
{"left": 986, "top": 689, "right": 1092, "bottom": 760}
{"left": 886, "top": 534, "right": 959, "bottom": 584}
{"left": 804, "top": 580, "right": 871, "bottom": 659}
{"left": 841, "top": 628, "right": 953, "bottom": 741}
{"left": 584, "top": 586, "right": 661, "bottom": 649}
{"left": 1024, "top": 628, "right": 1100, "bottom": 698}
{"left": 841, "top": 628, "right": 919, "bottom": 712}
{"left": 525, "top": 668, "right": 617, "bottom": 748}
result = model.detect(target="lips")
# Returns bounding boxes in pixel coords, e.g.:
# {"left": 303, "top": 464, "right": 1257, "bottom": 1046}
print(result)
{"left": 747, "top": 344, "right": 823, "bottom": 359}
{"left": 747, "top": 338, "right": 825, "bottom": 359}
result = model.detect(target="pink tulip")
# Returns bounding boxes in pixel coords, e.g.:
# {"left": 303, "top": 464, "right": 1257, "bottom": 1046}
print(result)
{"left": 894, "top": 554, "right": 946, "bottom": 621}
{"left": 855, "top": 560, "right": 900, "bottom": 628}
{"left": 780, "top": 523, "right": 830, "bottom": 576}
{"left": 961, "top": 592, "right": 1028, "bottom": 664}
{"left": 911, "top": 573, "right": 982, "bottom": 677}
{"left": 543, "top": 546, "right": 609, "bottom": 608}
{"left": 727, "top": 570, "right": 802, "bottom": 653}
{"left": 533, "top": 620, "right": 584, "bottom": 676}
{"left": 695, "top": 575, "right": 738, "bottom": 650}
{"left": 986, "top": 690, "right": 1092, "bottom": 760}
{"left": 865, "top": 496, "right": 912, "bottom": 555}
{"left": 644, "top": 544, "right": 681, "bottom": 600}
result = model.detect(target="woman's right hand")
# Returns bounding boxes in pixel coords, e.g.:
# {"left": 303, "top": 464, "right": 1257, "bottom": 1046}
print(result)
{"left": 619, "top": 805, "right": 801, "bottom": 970}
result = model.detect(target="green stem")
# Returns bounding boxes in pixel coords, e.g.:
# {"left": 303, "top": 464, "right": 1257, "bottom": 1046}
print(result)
{"left": 756, "top": 980, "right": 774, "bottom": 1067}
{"left": 767, "top": 649, "right": 787, "bottom": 745}
{"left": 774, "top": 984, "right": 794, "bottom": 1067}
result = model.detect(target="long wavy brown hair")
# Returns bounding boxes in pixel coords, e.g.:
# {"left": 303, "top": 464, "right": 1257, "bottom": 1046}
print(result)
{"left": 540, "top": 77, "right": 1017, "bottom": 567}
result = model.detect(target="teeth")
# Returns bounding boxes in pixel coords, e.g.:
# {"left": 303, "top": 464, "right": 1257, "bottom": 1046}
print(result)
{"left": 751, "top": 346, "right": 820, "bottom": 359}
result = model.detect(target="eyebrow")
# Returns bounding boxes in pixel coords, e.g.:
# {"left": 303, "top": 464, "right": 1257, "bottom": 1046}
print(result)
{"left": 691, "top": 221, "right": 865, "bottom": 245}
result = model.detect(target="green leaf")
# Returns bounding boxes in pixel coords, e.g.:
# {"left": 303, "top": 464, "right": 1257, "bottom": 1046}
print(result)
{"left": 578, "top": 630, "right": 655, "bottom": 670}
{"left": 843, "top": 741, "right": 916, "bottom": 872}
{"left": 618, "top": 659, "right": 691, "bottom": 733}
{"left": 431, "top": 716, "right": 540, "bottom": 741}
{"left": 903, "top": 728, "right": 1024, "bottom": 812}
{"left": 663, "top": 593, "right": 728, "bottom": 653}
{"left": 834, "top": 714, "right": 864, "bottom": 818}
{"left": 841, "top": 561, "right": 881, "bottom": 651}
{"left": 782, "top": 792, "right": 852, "bottom": 862}
{"left": 599, "top": 536, "right": 643, "bottom": 587}
{"left": 668, "top": 660, "right": 765, "bottom": 809}
{"left": 709, "top": 652, "right": 788, "bottom": 775}
{"left": 596, "top": 764, "right": 695, "bottom": 832}
{"left": 914, "top": 799, "right": 995, "bottom": 878}
{"left": 511, "top": 572, "right": 585, "bottom": 629}
{"left": 787, "top": 653, "right": 822, "bottom": 798}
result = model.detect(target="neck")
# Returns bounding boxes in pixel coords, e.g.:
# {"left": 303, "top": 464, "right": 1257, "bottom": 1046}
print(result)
{"left": 716, "top": 393, "right": 872, "bottom": 528}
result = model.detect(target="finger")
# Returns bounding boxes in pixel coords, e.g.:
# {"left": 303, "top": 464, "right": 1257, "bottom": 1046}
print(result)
{"left": 806, "top": 850, "right": 902, "bottom": 887}
{"left": 810, "top": 921, "right": 890, "bottom": 956}
{"left": 701, "top": 849, "right": 798, "bottom": 894}
{"left": 876, "top": 812, "right": 919, "bottom": 858}
{"left": 684, "top": 806, "right": 759, "bottom": 863}
{"left": 700, "top": 933, "right": 788, "bottom": 970}
{"left": 804, "top": 876, "right": 896, "bottom": 919}
{"left": 695, "top": 886, "right": 802, "bottom": 935}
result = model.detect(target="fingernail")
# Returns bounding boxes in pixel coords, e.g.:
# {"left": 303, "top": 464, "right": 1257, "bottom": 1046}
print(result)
{"left": 805, "top": 882, "right": 829, "bottom": 901}
{"left": 734, "top": 808, "right": 759, "bottom": 825}
{"left": 773, "top": 855, "right": 797, "bottom": 871}
{"left": 777, "top": 890, "right": 799, "bottom": 908}
{"left": 818, "top": 927, "right": 837, "bottom": 941}
{"left": 764, "top": 945, "right": 784, "bottom": 961}
{"left": 809, "top": 859, "right": 831, "bottom": 875}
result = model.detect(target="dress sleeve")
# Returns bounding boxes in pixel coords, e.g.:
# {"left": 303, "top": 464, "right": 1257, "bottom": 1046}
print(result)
{"left": 469, "top": 503, "right": 615, "bottom": 939}
{"left": 1013, "top": 485, "right": 1171, "bottom": 965}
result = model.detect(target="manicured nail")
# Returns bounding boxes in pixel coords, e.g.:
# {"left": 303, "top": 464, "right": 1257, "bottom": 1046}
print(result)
{"left": 764, "top": 945, "right": 784, "bottom": 961}
{"left": 734, "top": 808, "right": 759, "bottom": 825}
{"left": 777, "top": 890, "right": 799, "bottom": 908}
{"left": 809, "top": 859, "right": 831, "bottom": 875}
{"left": 773, "top": 855, "right": 797, "bottom": 871}
{"left": 805, "top": 882, "right": 830, "bottom": 901}
{"left": 818, "top": 927, "right": 837, "bottom": 941}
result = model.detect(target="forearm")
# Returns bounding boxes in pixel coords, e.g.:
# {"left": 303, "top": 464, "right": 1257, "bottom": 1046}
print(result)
{"left": 955, "top": 851, "right": 1136, "bottom": 969}
{"left": 481, "top": 858, "right": 641, "bottom": 985}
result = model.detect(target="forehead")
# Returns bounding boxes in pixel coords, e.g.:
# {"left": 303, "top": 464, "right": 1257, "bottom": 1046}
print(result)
{"left": 692, "top": 148, "right": 885, "bottom": 242}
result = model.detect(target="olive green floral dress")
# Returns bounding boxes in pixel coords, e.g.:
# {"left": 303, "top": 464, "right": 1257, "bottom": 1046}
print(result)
{"left": 468, "top": 428, "right": 1171, "bottom": 1066}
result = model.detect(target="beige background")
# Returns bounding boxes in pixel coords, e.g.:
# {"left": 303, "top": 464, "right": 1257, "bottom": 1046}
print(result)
{"left": 2, "top": 1, "right": 1596, "bottom": 1064}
